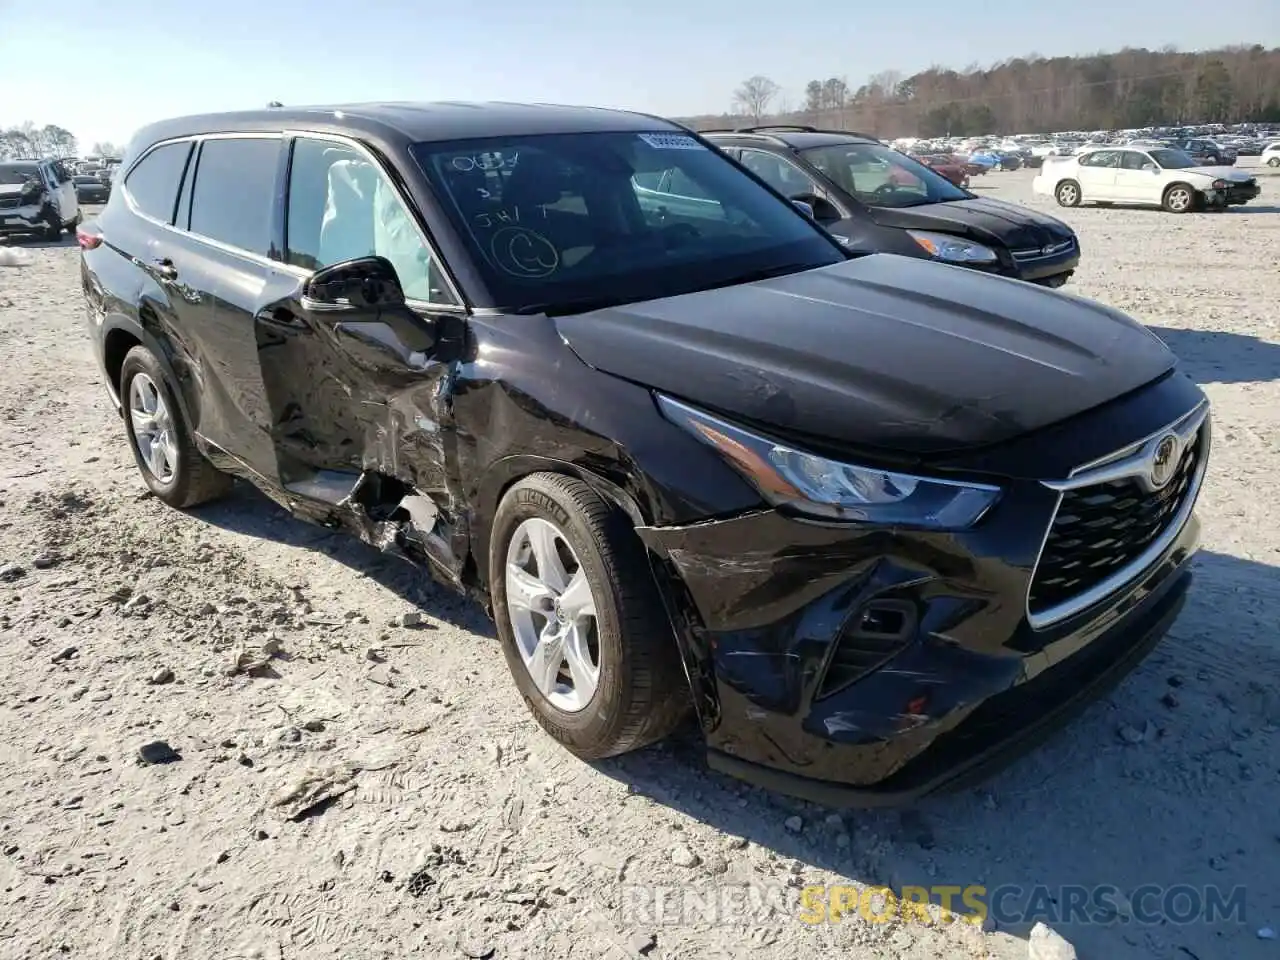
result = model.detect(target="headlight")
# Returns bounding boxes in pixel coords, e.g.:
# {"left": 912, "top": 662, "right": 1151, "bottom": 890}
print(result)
{"left": 657, "top": 395, "right": 1001, "bottom": 528}
{"left": 906, "top": 230, "right": 998, "bottom": 264}
{"left": 1211, "top": 179, "right": 1228, "bottom": 190}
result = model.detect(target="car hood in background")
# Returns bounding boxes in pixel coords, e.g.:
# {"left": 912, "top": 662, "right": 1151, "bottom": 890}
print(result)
{"left": 866, "top": 196, "right": 1076, "bottom": 251}
{"left": 1187, "top": 166, "right": 1255, "bottom": 181}
{"left": 556, "top": 255, "right": 1175, "bottom": 458}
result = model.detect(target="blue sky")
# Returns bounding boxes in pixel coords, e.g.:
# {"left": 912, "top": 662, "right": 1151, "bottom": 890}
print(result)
{"left": 1, "top": 0, "right": 1277, "bottom": 150}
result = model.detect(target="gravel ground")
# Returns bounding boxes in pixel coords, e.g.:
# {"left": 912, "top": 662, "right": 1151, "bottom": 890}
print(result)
{"left": 1, "top": 161, "right": 1278, "bottom": 960}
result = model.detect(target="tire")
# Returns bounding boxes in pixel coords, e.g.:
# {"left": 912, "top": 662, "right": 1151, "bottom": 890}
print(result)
{"left": 64, "top": 212, "right": 82, "bottom": 235}
{"left": 120, "top": 346, "right": 233, "bottom": 508}
{"left": 1268, "top": 157, "right": 1279, "bottom": 168}
{"left": 489, "top": 472, "right": 690, "bottom": 760}
{"left": 1163, "top": 183, "right": 1196, "bottom": 214}
{"left": 1055, "top": 180, "right": 1081, "bottom": 207}
{"left": 42, "top": 210, "right": 61, "bottom": 240}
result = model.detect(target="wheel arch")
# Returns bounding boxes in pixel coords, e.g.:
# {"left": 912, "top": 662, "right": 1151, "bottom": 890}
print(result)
{"left": 474, "top": 456, "right": 716, "bottom": 734}
{"left": 471, "top": 455, "right": 650, "bottom": 593}
{"left": 100, "top": 312, "right": 197, "bottom": 433}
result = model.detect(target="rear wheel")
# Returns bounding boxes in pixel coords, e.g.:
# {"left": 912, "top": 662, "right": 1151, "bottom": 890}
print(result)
{"left": 1267, "top": 157, "right": 1279, "bottom": 168}
{"left": 1055, "top": 180, "right": 1081, "bottom": 207}
{"left": 489, "top": 473, "right": 689, "bottom": 760}
{"left": 1163, "top": 183, "right": 1196, "bottom": 214}
{"left": 120, "top": 346, "right": 233, "bottom": 508}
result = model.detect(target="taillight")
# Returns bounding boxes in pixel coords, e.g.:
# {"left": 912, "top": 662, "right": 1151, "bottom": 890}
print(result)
{"left": 76, "top": 227, "right": 102, "bottom": 250}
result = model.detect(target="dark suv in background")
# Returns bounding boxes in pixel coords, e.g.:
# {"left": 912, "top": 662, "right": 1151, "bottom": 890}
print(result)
{"left": 699, "top": 126, "right": 1079, "bottom": 287}
{"left": 1172, "top": 138, "right": 1237, "bottom": 166}
{"left": 79, "top": 103, "right": 1207, "bottom": 805}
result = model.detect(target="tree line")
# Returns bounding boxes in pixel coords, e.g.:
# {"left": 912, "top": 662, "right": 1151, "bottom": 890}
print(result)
{"left": 0, "top": 122, "right": 124, "bottom": 161}
{"left": 712, "top": 45, "right": 1280, "bottom": 137}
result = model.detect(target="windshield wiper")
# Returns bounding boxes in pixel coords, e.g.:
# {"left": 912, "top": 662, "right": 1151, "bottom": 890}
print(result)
{"left": 512, "top": 294, "right": 639, "bottom": 317}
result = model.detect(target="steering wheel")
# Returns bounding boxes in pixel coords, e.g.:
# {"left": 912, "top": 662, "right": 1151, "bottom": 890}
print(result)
{"left": 873, "top": 183, "right": 899, "bottom": 200}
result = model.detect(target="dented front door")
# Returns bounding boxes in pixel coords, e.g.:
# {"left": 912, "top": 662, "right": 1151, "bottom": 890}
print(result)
{"left": 255, "top": 288, "right": 457, "bottom": 497}
{"left": 259, "top": 133, "right": 467, "bottom": 498}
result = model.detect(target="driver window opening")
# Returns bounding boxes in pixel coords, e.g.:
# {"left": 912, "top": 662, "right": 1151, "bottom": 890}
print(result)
{"left": 285, "top": 138, "right": 455, "bottom": 304}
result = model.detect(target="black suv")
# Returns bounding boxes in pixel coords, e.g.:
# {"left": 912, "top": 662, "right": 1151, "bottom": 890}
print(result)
{"left": 1172, "top": 138, "right": 1237, "bottom": 166}
{"left": 80, "top": 103, "right": 1209, "bottom": 805}
{"left": 700, "top": 127, "right": 1079, "bottom": 288}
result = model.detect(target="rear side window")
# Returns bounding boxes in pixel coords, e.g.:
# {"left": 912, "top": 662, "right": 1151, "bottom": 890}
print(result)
{"left": 188, "top": 137, "right": 279, "bottom": 256}
{"left": 124, "top": 142, "right": 193, "bottom": 223}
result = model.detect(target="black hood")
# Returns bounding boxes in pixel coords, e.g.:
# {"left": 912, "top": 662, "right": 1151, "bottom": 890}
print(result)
{"left": 868, "top": 197, "right": 1075, "bottom": 251}
{"left": 556, "top": 254, "right": 1175, "bottom": 457}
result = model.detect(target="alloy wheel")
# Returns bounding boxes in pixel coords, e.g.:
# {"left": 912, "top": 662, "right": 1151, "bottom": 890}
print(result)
{"left": 504, "top": 517, "right": 601, "bottom": 713}
{"left": 1057, "top": 183, "right": 1078, "bottom": 205}
{"left": 129, "top": 372, "right": 178, "bottom": 484}
{"left": 1167, "top": 187, "right": 1192, "bottom": 212}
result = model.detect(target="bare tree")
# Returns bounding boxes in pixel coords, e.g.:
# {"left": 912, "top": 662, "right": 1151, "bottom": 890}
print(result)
{"left": 733, "top": 75, "right": 781, "bottom": 124}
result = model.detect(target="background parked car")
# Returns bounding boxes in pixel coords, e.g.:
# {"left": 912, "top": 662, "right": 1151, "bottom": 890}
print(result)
{"left": 1033, "top": 145, "right": 1260, "bottom": 212}
{"left": 1263, "top": 142, "right": 1280, "bottom": 167}
{"left": 73, "top": 174, "right": 111, "bottom": 204}
{"left": 1171, "top": 138, "right": 1237, "bottom": 166}
{"left": 0, "top": 157, "right": 82, "bottom": 239}
{"left": 911, "top": 153, "right": 970, "bottom": 187}
{"left": 700, "top": 127, "right": 1079, "bottom": 287}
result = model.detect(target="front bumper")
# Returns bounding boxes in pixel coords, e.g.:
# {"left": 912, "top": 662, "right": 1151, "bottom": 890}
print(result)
{"left": 0, "top": 202, "right": 50, "bottom": 235}
{"left": 636, "top": 387, "right": 1207, "bottom": 806}
{"left": 1211, "top": 180, "right": 1260, "bottom": 206}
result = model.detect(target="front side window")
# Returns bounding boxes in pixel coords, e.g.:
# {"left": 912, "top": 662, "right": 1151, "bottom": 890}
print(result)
{"left": 411, "top": 130, "right": 841, "bottom": 311}
{"left": 801, "top": 143, "right": 969, "bottom": 208}
{"left": 188, "top": 137, "right": 279, "bottom": 256}
{"left": 738, "top": 149, "right": 819, "bottom": 198}
{"left": 285, "top": 137, "right": 454, "bottom": 303}
{"left": 1120, "top": 151, "right": 1151, "bottom": 171}
{"left": 123, "top": 142, "right": 192, "bottom": 223}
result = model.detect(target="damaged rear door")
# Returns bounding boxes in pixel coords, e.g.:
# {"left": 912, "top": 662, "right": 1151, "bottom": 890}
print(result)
{"left": 258, "top": 134, "right": 469, "bottom": 570}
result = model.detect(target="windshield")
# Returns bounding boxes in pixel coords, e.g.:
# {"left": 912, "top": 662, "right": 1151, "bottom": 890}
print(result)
{"left": 1149, "top": 148, "right": 1198, "bottom": 170}
{"left": 799, "top": 143, "right": 970, "bottom": 208}
{"left": 0, "top": 163, "right": 40, "bottom": 186}
{"left": 410, "top": 131, "right": 842, "bottom": 311}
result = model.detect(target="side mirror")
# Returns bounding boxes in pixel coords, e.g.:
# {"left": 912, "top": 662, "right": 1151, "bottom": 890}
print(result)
{"left": 790, "top": 192, "right": 841, "bottom": 223}
{"left": 304, "top": 256, "right": 405, "bottom": 310}
{"left": 791, "top": 199, "right": 815, "bottom": 219}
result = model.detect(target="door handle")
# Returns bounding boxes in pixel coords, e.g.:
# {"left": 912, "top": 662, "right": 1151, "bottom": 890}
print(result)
{"left": 152, "top": 257, "right": 177, "bottom": 280}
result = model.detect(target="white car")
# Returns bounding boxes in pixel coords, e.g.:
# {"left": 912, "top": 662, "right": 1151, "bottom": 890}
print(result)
{"left": 0, "top": 158, "right": 82, "bottom": 240}
{"left": 1263, "top": 142, "right": 1280, "bottom": 168}
{"left": 1032, "top": 145, "right": 1260, "bottom": 213}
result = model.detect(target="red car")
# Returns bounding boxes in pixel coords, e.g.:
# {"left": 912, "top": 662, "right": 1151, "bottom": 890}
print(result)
{"left": 910, "top": 154, "right": 970, "bottom": 189}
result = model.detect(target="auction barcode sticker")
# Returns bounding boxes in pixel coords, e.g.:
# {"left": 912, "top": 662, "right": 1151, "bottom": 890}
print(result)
{"left": 638, "top": 133, "right": 704, "bottom": 150}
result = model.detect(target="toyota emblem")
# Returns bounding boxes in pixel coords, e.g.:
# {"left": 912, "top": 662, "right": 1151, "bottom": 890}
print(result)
{"left": 1148, "top": 435, "right": 1180, "bottom": 489}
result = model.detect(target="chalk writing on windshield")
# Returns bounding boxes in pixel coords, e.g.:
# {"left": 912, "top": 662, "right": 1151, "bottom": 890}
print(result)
{"left": 489, "top": 226, "right": 559, "bottom": 279}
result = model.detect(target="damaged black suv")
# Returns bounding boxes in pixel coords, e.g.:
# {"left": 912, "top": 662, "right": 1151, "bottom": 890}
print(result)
{"left": 80, "top": 103, "right": 1210, "bottom": 805}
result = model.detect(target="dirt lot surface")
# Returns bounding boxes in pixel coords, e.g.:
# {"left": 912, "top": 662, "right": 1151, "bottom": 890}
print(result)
{"left": 1, "top": 162, "right": 1278, "bottom": 960}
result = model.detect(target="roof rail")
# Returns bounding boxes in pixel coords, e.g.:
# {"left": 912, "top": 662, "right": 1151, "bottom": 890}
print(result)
{"left": 729, "top": 124, "right": 884, "bottom": 141}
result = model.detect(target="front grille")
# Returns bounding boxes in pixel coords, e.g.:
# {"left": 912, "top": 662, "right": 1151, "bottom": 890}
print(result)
{"left": 1029, "top": 426, "right": 1203, "bottom": 616}
{"left": 1011, "top": 238, "right": 1075, "bottom": 262}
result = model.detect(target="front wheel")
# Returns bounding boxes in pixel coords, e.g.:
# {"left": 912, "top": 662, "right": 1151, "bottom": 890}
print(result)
{"left": 1055, "top": 180, "right": 1081, "bottom": 207}
{"left": 1163, "top": 183, "right": 1196, "bottom": 214}
{"left": 1267, "top": 157, "right": 1280, "bottom": 168}
{"left": 120, "top": 346, "right": 233, "bottom": 508}
{"left": 489, "top": 473, "right": 690, "bottom": 760}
